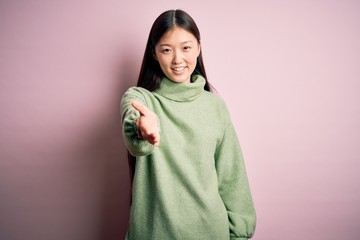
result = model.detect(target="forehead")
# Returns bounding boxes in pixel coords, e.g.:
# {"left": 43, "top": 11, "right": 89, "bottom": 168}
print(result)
{"left": 157, "top": 26, "right": 197, "bottom": 45}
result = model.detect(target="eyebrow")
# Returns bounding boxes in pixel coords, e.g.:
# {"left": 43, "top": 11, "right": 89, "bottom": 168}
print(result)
{"left": 158, "top": 41, "right": 193, "bottom": 47}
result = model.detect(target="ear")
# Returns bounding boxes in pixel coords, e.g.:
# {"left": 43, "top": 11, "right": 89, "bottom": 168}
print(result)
{"left": 197, "top": 43, "right": 201, "bottom": 57}
{"left": 152, "top": 48, "right": 158, "bottom": 61}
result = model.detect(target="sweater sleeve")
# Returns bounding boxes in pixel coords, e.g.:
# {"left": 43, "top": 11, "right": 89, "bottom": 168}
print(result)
{"left": 121, "top": 87, "right": 157, "bottom": 157}
{"left": 215, "top": 122, "right": 256, "bottom": 240}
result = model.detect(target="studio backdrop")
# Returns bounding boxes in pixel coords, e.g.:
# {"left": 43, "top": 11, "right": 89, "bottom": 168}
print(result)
{"left": 0, "top": 1, "right": 359, "bottom": 239}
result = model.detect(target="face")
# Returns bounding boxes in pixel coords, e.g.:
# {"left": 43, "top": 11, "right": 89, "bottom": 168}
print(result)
{"left": 154, "top": 26, "right": 201, "bottom": 84}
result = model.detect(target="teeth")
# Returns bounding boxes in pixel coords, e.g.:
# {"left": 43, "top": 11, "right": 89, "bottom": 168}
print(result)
{"left": 172, "top": 67, "right": 185, "bottom": 71}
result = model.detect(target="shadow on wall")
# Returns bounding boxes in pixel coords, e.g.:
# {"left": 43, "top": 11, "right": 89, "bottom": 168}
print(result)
{"left": 94, "top": 46, "right": 139, "bottom": 239}
{"left": 0, "top": 29, "right": 140, "bottom": 240}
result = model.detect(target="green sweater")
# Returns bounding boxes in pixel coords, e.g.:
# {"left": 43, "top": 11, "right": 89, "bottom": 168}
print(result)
{"left": 121, "top": 75, "right": 256, "bottom": 240}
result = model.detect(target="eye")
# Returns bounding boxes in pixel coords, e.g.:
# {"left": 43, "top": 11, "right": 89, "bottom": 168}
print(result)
{"left": 183, "top": 46, "right": 191, "bottom": 51}
{"left": 161, "top": 48, "right": 171, "bottom": 53}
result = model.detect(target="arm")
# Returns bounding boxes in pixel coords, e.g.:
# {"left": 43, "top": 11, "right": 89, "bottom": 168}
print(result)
{"left": 215, "top": 123, "right": 256, "bottom": 240}
{"left": 121, "top": 87, "right": 160, "bottom": 156}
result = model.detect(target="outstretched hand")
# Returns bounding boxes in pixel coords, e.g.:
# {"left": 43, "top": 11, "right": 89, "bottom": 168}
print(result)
{"left": 131, "top": 101, "right": 160, "bottom": 147}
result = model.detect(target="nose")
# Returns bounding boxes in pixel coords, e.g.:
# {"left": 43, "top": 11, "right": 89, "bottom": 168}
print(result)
{"left": 172, "top": 50, "right": 183, "bottom": 64}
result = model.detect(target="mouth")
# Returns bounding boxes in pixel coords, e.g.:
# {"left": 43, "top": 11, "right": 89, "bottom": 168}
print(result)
{"left": 171, "top": 66, "right": 186, "bottom": 72}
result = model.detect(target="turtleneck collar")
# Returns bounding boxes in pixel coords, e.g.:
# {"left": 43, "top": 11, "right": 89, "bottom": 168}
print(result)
{"left": 154, "top": 75, "right": 206, "bottom": 102}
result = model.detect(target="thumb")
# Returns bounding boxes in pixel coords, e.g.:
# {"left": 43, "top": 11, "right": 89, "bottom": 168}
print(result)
{"left": 131, "top": 101, "right": 151, "bottom": 116}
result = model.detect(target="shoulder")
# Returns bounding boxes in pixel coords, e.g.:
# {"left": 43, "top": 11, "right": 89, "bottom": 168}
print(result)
{"left": 122, "top": 86, "right": 152, "bottom": 98}
{"left": 201, "top": 91, "right": 232, "bottom": 123}
{"left": 202, "top": 91, "right": 229, "bottom": 110}
{"left": 121, "top": 86, "right": 155, "bottom": 105}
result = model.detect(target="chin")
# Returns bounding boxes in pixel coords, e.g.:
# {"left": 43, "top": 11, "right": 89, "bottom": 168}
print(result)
{"left": 168, "top": 74, "right": 191, "bottom": 83}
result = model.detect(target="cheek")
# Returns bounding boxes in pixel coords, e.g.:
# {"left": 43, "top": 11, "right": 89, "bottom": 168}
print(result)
{"left": 188, "top": 53, "right": 198, "bottom": 65}
{"left": 157, "top": 56, "right": 171, "bottom": 67}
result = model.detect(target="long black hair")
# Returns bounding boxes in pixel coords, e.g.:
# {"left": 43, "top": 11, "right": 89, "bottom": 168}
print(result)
{"left": 128, "top": 9, "right": 213, "bottom": 186}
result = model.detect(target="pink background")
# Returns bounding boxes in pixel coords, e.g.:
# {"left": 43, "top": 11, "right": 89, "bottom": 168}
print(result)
{"left": 1, "top": 0, "right": 359, "bottom": 239}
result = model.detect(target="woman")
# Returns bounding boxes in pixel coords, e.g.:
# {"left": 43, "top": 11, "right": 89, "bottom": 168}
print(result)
{"left": 121, "top": 9, "right": 256, "bottom": 240}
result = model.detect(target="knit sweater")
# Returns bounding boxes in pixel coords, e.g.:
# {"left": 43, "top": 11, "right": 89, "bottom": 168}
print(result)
{"left": 121, "top": 75, "right": 256, "bottom": 240}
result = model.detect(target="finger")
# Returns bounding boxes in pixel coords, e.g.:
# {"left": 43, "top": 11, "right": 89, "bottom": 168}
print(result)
{"left": 153, "top": 137, "right": 160, "bottom": 147}
{"left": 152, "top": 133, "right": 160, "bottom": 147}
{"left": 142, "top": 131, "right": 157, "bottom": 141}
{"left": 146, "top": 132, "right": 160, "bottom": 147}
{"left": 131, "top": 101, "right": 151, "bottom": 116}
{"left": 149, "top": 137, "right": 160, "bottom": 147}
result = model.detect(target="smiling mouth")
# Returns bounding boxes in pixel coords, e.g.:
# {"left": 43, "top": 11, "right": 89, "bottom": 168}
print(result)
{"left": 171, "top": 66, "right": 185, "bottom": 72}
